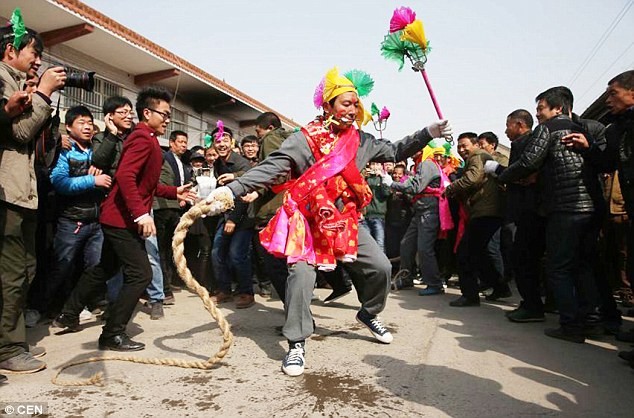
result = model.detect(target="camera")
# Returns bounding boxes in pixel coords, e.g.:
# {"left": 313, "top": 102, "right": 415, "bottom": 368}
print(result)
{"left": 64, "top": 70, "right": 96, "bottom": 92}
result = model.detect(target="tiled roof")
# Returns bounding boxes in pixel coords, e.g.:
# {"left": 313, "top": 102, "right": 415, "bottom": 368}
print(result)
{"left": 52, "top": 0, "right": 297, "bottom": 127}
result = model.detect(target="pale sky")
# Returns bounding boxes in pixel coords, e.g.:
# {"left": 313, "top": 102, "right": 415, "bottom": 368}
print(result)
{"left": 82, "top": 0, "right": 634, "bottom": 147}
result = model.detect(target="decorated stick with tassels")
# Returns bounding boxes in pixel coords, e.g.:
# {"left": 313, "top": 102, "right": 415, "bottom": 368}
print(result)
{"left": 370, "top": 103, "right": 391, "bottom": 139}
{"left": 381, "top": 6, "right": 452, "bottom": 143}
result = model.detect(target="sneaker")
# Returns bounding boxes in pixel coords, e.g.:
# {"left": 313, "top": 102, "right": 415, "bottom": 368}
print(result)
{"left": 449, "top": 296, "right": 480, "bottom": 307}
{"left": 28, "top": 345, "right": 46, "bottom": 358}
{"left": 0, "top": 373, "right": 6, "bottom": 383}
{"left": 544, "top": 327, "right": 585, "bottom": 343}
{"left": 79, "top": 308, "right": 93, "bottom": 321}
{"left": 356, "top": 310, "right": 393, "bottom": 344}
{"left": 506, "top": 307, "right": 545, "bottom": 323}
{"left": 616, "top": 328, "right": 634, "bottom": 343}
{"left": 150, "top": 301, "right": 164, "bottom": 320}
{"left": 163, "top": 293, "right": 176, "bottom": 306}
{"left": 24, "top": 309, "right": 41, "bottom": 328}
{"left": 391, "top": 269, "right": 413, "bottom": 291}
{"left": 485, "top": 288, "right": 512, "bottom": 301}
{"left": 412, "top": 278, "right": 424, "bottom": 285}
{"left": 0, "top": 352, "right": 46, "bottom": 374}
{"left": 259, "top": 283, "right": 273, "bottom": 298}
{"left": 52, "top": 313, "right": 81, "bottom": 332}
{"left": 281, "top": 341, "right": 305, "bottom": 376}
{"left": 235, "top": 293, "right": 255, "bottom": 309}
{"left": 324, "top": 287, "right": 352, "bottom": 304}
{"left": 418, "top": 286, "right": 445, "bottom": 296}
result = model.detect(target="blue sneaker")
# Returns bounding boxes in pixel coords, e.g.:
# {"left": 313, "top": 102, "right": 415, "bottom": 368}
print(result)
{"left": 282, "top": 341, "right": 305, "bottom": 376}
{"left": 418, "top": 286, "right": 445, "bottom": 296}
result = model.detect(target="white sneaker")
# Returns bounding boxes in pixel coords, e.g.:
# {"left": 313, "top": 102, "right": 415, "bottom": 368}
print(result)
{"left": 281, "top": 342, "right": 305, "bottom": 376}
{"left": 356, "top": 310, "right": 393, "bottom": 344}
{"left": 79, "top": 308, "right": 92, "bottom": 321}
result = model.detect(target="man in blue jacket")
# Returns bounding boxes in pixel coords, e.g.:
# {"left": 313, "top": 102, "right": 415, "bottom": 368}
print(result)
{"left": 48, "top": 106, "right": 111, "bottom": 321}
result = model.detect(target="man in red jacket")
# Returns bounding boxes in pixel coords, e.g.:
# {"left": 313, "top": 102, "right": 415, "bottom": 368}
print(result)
{"left": 54, "top": 86, "right": 194, "bottom": 351}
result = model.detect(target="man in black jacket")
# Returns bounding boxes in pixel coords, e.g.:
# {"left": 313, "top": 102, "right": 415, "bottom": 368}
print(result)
{"left": 91, "top": 96, "right": 134, "bottom": 177}
{"left": 500, "top": 109, "right": 547, "bottom": 323}
{"left": 598, "top": 71, "right": 634, "bottom": 349}
{"left": 211, "top": 126, "right": 255, "bottom": 309}
{"left": 492, "top": 87, "right": 604, "bottom": 343}
{"left": 153, "top": 130, "right": 191, "bottom": 303}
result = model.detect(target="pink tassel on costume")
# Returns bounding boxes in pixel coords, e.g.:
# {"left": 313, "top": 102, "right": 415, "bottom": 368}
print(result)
{"left": 313, "top": 77, "right": 325, "bottom": 109}
{"left": 389, "top": 6, "right": 416, "bottom": 32}
{"left": 379, "top": 106, "right": 391, "bottom": 121}
{"left": 215, "top": 120, "right": 224, "bottom": 142}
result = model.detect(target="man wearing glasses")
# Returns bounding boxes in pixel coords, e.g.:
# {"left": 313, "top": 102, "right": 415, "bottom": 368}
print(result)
{"left": 91, "top": 96, "right": 135, "bottom": 177}
{"left": 54, "top": 86, "right": 195, "bottom": 351}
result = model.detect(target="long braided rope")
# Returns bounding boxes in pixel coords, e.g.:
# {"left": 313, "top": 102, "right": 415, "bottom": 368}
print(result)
{"left": 52, "top": 193, "right": 235, "bottom": 386}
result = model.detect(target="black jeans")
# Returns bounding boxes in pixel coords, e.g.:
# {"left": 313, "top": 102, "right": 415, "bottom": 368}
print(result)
{"left": 253, "top": 232, "right": 288, "bottom": 303}
{"left": 545, "top": 212, "right": 597, "bottom": 329}
{"left": 513, "top": 212, "right": 546, "bottom": 312}
{"left": 457, "top": 216, "right": 503, "bottom": 300}
{"left": 62, "top": 226, "right": 152, "bottom": 338}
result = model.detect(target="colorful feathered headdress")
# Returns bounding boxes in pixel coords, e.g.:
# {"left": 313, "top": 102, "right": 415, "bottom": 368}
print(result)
{"left": 313, "top": 66, "right": 374, "bottom": 127}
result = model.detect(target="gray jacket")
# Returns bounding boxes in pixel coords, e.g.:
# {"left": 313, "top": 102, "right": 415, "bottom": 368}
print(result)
{"left": 0, "top": 62, "right": 53, "bottom": 209}
{"left": 391, "top": 159, "right": 440, "bottom": 212}
{"left": 227, "top": 127, "right": 434, "bottom": 199}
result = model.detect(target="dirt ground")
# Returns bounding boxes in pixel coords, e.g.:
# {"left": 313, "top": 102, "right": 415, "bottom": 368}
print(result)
{"left": 1, "top": 284, "right": 633, "bottom": 417}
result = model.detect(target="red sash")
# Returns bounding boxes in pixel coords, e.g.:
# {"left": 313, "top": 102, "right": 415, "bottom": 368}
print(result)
{"left": 259, "top": 119, "right": 372, "bottom": 270}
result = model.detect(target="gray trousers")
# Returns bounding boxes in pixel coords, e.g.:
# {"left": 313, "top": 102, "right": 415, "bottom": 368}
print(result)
{"left": 283, "top": 226, "right": 391, "bottom": 342}
{"left": 0, "top": 202, "right": 37, "bottom": 362}
{"left": 399, "top": 206, "right": 441, "bottom": 287}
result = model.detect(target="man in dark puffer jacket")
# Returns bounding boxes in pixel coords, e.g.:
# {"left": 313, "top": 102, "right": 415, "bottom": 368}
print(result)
{"left": 493, "top": 87, "right": 604, "bottom": 343}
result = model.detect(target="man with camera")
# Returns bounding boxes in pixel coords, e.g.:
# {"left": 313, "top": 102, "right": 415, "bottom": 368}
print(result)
{"left": 0, "top": 20, "right": 65, "bottom": 374}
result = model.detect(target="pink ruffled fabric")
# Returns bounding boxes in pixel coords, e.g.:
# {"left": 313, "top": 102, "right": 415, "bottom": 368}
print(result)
{"left": 389, "top": 6, "right": 416, "bottom": 33}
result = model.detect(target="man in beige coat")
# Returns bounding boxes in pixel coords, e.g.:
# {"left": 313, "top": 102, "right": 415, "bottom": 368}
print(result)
{"left": 0, "top": 23, "right": 65, "bottom": 375}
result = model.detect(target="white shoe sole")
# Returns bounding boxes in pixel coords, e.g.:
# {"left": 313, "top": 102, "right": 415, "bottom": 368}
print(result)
{"left": 281, "top": 365, "right": 305, "bottom": 376}
{"left": 356, "top": 317, "right": 394, "bottom": 344}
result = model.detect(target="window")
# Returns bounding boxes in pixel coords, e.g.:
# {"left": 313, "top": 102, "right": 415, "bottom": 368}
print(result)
{"left": 167, "top": 107, "right": 187, "bottom": 135}
{"left": 62, "top": 65, "right": 122, "bottom": 120}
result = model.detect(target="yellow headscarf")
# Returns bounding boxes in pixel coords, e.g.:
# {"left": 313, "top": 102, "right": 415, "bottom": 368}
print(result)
{"left": 321, "top": 67, "right": 372, "bottom": 127}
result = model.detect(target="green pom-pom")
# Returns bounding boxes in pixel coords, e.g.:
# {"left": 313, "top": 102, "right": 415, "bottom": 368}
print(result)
{"left": 203, "top": 133, "right": 212, "bottom": 148}
{"left": 428, "top": 140, "right": 438, "bottom": 149}
{"left": 344, "top": 69, "right": 374, "bottom": 98}
{"left": 380, "top": 31, "right": 429, "bottom": 71}
{"left": 442, "top": 142, "right": 452, "bottom": 156}
{"left": 370, "top": 103, "right": 380, "bottom": 116}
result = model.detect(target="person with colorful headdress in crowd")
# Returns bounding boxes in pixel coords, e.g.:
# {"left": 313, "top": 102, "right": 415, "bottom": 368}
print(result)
{"left": 385, "top": 142, "right": 454, "bottom": 295}
{"left": 205, "top": 66, "right": 452, "bottom": 376}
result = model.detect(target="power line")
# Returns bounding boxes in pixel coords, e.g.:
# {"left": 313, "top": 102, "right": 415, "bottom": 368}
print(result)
{"left": 568, "top": 0, "right": 633, "bottom": 86}
{"left": 577, "top": 41, "right": 634, "bottom": 104}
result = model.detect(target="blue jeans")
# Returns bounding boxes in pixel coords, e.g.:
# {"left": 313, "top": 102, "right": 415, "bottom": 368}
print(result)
{"left": 212, "top": 220, "right": 254, "bottom": 295}
{"left": 361, "top": 217, "right": 385, "bottom": 253}
{"left": 47, "top": 218, "right": 103, "bottom": 311}
{"left": 145, "top": 233, "right": 165, "bottom": 303}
